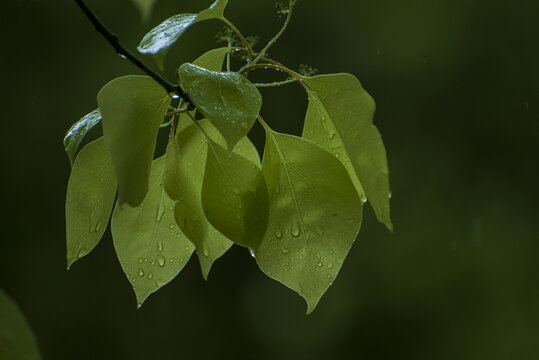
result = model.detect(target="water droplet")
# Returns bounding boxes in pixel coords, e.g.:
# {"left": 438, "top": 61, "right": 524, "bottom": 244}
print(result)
{"left": 361, "top": 197, "right": 368, "bottom": 204}
{"left": 291, "top": 221, "right": 300, "bottom": 237}
{"left": 388, "top": 192, "right": 393, "bottom": 199}
{"left": 156, "top": 255, "right": 166, "bottom": 267}
{"left": 316, "top": 253, "right": 321, "bottom": 259}
{"left": 185, "top": 246, "right": 190, "bottom": 251}
{"left": 275, "top": 228, "right": 283, "bottom": 239}
{"left": 118, "top": 53, "right": 127, "bottom": 59}
{"left": 95, "top": 220, "right": 102, "bottom": 232}
{"left": 317, "top": 261, "right": 323, "bottom": 267}
{"left": 249, "top": 248, "right": 256, "bottom": 258}
{"left": 349, "top": 218, "right": 355, "bottom": 224}
{"left": 202, "top": 247, "right": 209, "bottom": 257}
{"left": 329, "top": 249, "right": 334, "bottom": 255}
{"left": 170, "top": 258, "right": 175, "bottom": 263}
{"left": 232, "top": 187, "right": 240, "bottom": 195}
{"left": 169, "top": 224, "right": 175, "bottom": 230}
{"left": 157, "top": 239, "right": 163, "bottom": 252}
{"left": 148, "top": 272, "right": 153, "bottom": 280}
{"left": 327, "top": 262, "right": 333, "bottom": 269}
{"left": 171, "top": 94, "right": 180, "bottom": 100}
{"left": 144, "top": 258, "right": 149, "bottom": 263}
{"left": 138, "top": 268, "right": 144, "bottom": 277}
{"left": 138, "top": 257, "right": 143, "bottom": 264}
{"left": 282, "top": 247, "right": 290, "bottom": 254}
{"left": 327, "top": 274, "right": 332, "bottom": 279}
{"left": 329, "top": 133, "right": 337, "bottom": 140}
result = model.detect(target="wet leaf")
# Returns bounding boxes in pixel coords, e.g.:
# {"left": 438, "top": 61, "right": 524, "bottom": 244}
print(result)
{"left": 130, "top": 0, "right": 157, "bottom": 22}
{"left": 98, "top": 75, "right": 170, "bottom": 207}
{"left": 179, "top": 63, "right": 262, "bottom": 151}
{"left": 0, "top": 288, "right": 42, "bottom": 360}
{"left": 137, "top": 0, "right": 229, "bottom": 55}
{"left": 112, "top": 158, "right": 195, "bottom": 307}
{"left": 302, "top": 73, "right": 393, "bottom": 231}
{"left": 255, "top": 127, "right": 363, "bottom": 314}
{"left": 192, "top": 47, "right": 229, "bottom": 72}
{"left": 202, "top": 139, "right": 268, "bottom": 248}
{"left": 66, "top": 138, "right": 117, "bottom": 269}
{"left": 164, "top": 120, "right": 260, "bottom": 279}
{"left": 63, "top": 109, "right": 102, "bottom": 166}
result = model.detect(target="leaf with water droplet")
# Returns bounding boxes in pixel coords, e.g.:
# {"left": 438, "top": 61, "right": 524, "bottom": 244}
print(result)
{"left": 179, "top": 63, "right": 262, "bottom": 152}
{"left": 202, "top": 139, "right": 269, "bottom": 248}
{"left": 63, "top": 109, "right": 102, "bottom": 166}
{"left": 0, "top": 288, "right": 42, "bottom": 360}
{"left": 302, "top": 73, "right": 392, "bottom": 231}
{"left": 130, "top": 0, "right": 157, "bottom": 22}
{"left": 137, "top": 0, "right": 229, "bottom": 56}
{"left": 163, "top": 120, "right": 260, "bottom": 279}
{"left": 98, "top": 75, "right": 170, "bottom": 207}
{"left": 112, "top": 158, "right": 194, "bottom": 307}
{"left": 255, "top": 127, "right": 363, "bottom": 314}
{"left": 66, "top": 138, "right": 117, "bottom": 269}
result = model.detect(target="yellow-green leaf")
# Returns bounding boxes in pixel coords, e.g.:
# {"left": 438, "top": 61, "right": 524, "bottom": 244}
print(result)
{"left": 112, "top": 158, "right": 194, "bottom": 307}
{"left": 0, "top": 288, "right": 42, "bottom": 360}
{"left": 179, "top": 63, "right": 262, "bottom": 151}
{"left": 202, "top": 139, "right": 268, "bottom": 248}
{"left": 192, "top": 47, "right": 229, "bottom": 72}
{"left": 302, "top": 73, "right": 393, "bottom": 231}
{"left": 98, "top": 75, "right": 170, "bottom": 207}
{"left": 66, "top": 138, "right": 117, "bottom": 269}
{"left": 63, "top": 108, "right": 102, "bottom": 166}
{"left": 163, "top": 120, "right": 260, "bottom": 279}
{"left": 255, "top": 127, "right": 363, "bottom": 314}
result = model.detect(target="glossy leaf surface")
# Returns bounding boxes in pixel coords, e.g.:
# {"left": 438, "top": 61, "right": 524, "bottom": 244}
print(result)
{"left": 137, "top": 0, "right": 228, "bottom": 55}
{"left": 202, "top": 139, "right": 268, "bottom": 248}
{"left": 302, "top": 74, "right": 393, "bottom": 231}
{"left": 66, "top": 138, "right": 117, "bottom": 269}
{"left": 112, "top": 158, "right": 194, "bottom": 307}
{"left": 179, "top": 63, "right": 262, "bottom": 151}
{"left": 0, "top": 288, "right": 42, "bottom": 360}
{"left": 164, "top": 120, "right": 260, "bottom": 279}
{"left": 98, "top": 75, "right": 170, "bottom": 207}
{"left": 256, "top": 129, "right": 363, "bottom": 314}
{"left": 63, "top": 108, "right": 102, "bottom": 166}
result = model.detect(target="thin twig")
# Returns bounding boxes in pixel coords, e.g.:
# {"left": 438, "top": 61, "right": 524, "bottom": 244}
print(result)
{"left": 254, "top": 78, "right": 297, "bottom": 87}
{"left": 74, "top": 0, "right": 185, "bottom": 98}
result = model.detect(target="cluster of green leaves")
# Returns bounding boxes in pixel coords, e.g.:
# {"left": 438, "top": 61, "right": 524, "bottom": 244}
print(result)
{"left": 65, "top": 0, "right": 392, "bottom": 313}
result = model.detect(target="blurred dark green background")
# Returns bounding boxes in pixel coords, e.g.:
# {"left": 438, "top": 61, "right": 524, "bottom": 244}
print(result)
{"left": 1, "top": 0, "right": 538, "bottom": 358}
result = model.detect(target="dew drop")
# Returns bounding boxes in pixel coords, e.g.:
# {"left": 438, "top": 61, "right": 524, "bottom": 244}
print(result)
{"left": 282, "top": 247, "right": 290, "bottom": 254}
{"left": 388, "top": 192, "right": 393, "bottom": 199}
{"left": 317, "top": 261, "right": 323, "bottom": 267}
{"left": 249, "top": 248, "right": 256, "bottom": 258}
{"left": 202, "top": 247, "right": 209, "bottom": 257}
{"left": 291, "top": 221, "right": 300, "bottom": 237}
{"left": 169, "top": 224, "right": 175, "bottom": 230}
{"left": 349, "top": 218, "right": 356, "bottom": 224}
{"left": 275, "top": 228, "right": 283, "bottom": 239}
{"left": 95, "top": 220, "right": 102, "bottom": 233}
{"left": 327, "top": 262, "right": 334, "bottom": 269}
{"left": 148, "top": 272, "right": 153, "bottom": 280}
{"left": 329, "top": 133, "right": 337, "bottom": 140}
{"left": 157, "top": 239, "right": 163, "bottom": 252}
{"left": 138, "top": 268, "right": 144, "bottom": 277}
{"left": 156, "top": 254, "right": 166, "bottom": 267}
{"left": 138, "top": 257, "right": 143, "bottom": 264}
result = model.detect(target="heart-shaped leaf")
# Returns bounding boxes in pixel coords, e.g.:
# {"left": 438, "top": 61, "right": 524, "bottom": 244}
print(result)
{"left": 302, "top": 73, "right": 393, "bottom": 231}
{"left": 255, "top": 126, "right": 363, "bottom": 314}
{"left": 164, "top": 120, "right": 260, "bottom": 279}
{"left": 98, "top": 75, "right": 170, "bottom": 207}
{"left": 179, "top": 63, "right": 262, "bottom": 151}
{"left": 66, "top": 137, "right": 117, "bottom": 269}
{"left": 112, "top": 158, "right": 195, "bottom": 307}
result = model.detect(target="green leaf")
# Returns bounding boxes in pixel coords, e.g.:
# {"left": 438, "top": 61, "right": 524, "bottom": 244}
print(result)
{"left": 137, "top": 0, "right": 229, "bottom": 55}
{"left": 302, "top": 74, "right": 393, "bottom": 231}
{"left": 192, "top": 47, "right": 229, "bottom": 72}
{"left": 202, "top": 139, "right": 268, "bottom": 248}
{"left": 179, "top": 63, "right": 262, "bottom": 151}
{"left": 63, "top": 109, "right": 102, "bottom": 166}
{"left": 163, "top": 120, "right": 260, "bottom": 279}
{"left": 112, "top": 158, "right": 195, "bottom": 307}
{"left": 0, "top": 288, "right": 42, "bottom": 360}
{"left": 255, "top": 127, "right": 363, "bottom": 314}
{"left": 97, "top": 75, "right": 170, "bottom": 207}
{"left": 66, "top": 138, "right": 117, "bottom": 269}
{"left": 130, "top": 0, "right": 157, "bottom": 22}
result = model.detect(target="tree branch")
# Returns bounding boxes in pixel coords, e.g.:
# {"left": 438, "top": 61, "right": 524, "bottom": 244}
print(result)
{"left": 74, "top": 0, "right": 185, "bottom": 98}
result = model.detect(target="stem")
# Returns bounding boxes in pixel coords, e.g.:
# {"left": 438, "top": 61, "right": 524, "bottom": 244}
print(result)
{"left": 254, "top": 78, "right": 297, "bottom": 87}
{"left": 239, "top": 0, "right": 297, "bottom": 73}
{"left": 74, "top": 0, "right": 184, "bottom": 97}
{"left": 222, "top": 17, "right": 254, "bottom": 58}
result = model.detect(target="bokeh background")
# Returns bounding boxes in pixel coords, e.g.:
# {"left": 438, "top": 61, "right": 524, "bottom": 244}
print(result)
{"left": 1, "top": 0, "right": 538, "bottom": 358}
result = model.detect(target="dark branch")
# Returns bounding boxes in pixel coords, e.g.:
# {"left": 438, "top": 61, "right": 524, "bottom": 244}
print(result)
{"left": 74, "top": 0, "right": 185, "bottom": 98}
